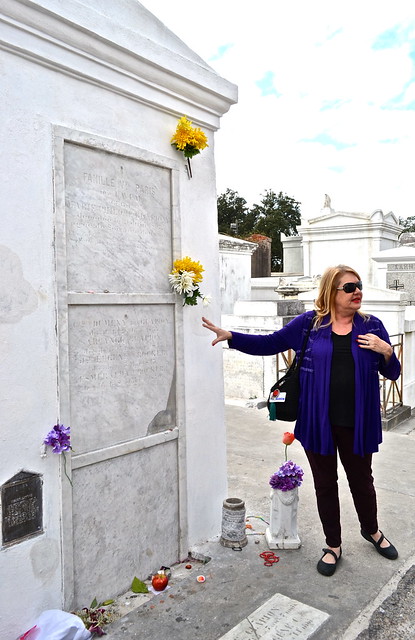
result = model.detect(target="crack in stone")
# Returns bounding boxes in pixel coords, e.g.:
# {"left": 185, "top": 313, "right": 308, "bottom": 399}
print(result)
{"left": 247, "top": 617, "right": 261, "bottom": 639}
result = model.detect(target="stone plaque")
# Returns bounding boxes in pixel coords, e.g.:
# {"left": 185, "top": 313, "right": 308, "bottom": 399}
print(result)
{"left": 2, "top": 472, "right": 43, "bottom": 544}
{"left": 64, "top": 143, "right": 173, "bottom": 292}
{"left": 68, "top": 303, "right": 176, "bottom": 453}
{"left": 219, "top": 592, "right": 329, "bottom": 640}
{"left": 386, "top": 264, "right": 415, "bottom": 300}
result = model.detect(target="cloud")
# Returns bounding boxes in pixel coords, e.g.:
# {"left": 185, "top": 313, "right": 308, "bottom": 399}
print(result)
{"left": 382, "top": 80, "right": 415, "bottom": 109}
{"left": 208, "top": 43, "right": 234, "bottom": 62}
{"left": 301, "top": 133, "right": 356, "bottom": 150}
{"left": 373, "top": 24, "right": 415, "bottom": 50}
{"left": 142, "top": 0, "right": 415, "bottom": 218}
{"left": 256, "top": 71, "right": 280, "bottom": 97}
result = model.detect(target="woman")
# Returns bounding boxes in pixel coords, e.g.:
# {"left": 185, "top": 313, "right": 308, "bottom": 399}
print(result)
{"left": 202, "top": 265, "right": 400, "bottom": 576}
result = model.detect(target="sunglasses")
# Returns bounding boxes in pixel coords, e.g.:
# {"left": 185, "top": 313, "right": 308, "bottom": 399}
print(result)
{"left": 336, "top": 281, "right": 363, "bottom": 293}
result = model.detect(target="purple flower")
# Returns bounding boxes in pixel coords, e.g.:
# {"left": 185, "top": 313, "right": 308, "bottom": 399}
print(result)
{"left": 44, "top": 424, "right": 71, "bottom": 454}
{"left": 89, "top": 625, "right": 106, "bottom": 636}
{"left": 269, "top": 460, "right": 304, "bottom": 492}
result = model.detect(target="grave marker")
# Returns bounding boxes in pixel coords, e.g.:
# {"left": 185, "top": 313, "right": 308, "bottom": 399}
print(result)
{"left": 2, "top": 472, "right": 43, "bottom": 545}
{"left": 219, "top": 592, "right": 329, "bottom": 640}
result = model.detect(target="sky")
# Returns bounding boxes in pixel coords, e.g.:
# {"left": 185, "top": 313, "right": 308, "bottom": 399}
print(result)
{"left": 140, "top": 0, "right": 415, "bottom": 221}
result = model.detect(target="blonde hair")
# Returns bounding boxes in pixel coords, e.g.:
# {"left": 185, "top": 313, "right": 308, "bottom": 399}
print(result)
{"left": 314, "top": 265, "right": 368, "bottom": 327}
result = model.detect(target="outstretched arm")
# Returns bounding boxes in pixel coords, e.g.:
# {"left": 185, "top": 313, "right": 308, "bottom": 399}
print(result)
{"left": 202, "top": 312, "right": 311, "bottom": 355}
{"left": 202, "top": 317, "right": 232, "bottom": 346}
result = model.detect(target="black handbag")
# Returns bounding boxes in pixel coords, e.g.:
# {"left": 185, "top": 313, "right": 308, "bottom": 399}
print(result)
{"left": 267, "top": 314, "right": 314, "bottom": 421}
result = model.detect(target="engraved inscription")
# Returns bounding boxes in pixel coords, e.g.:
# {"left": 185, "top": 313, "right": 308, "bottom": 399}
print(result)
{"left": 387, "top": 263, "right": 415, "bottom": 271}
{"left": 64, "top": 143, "right": 173, "bottom": 292}
{"left": 5, "top": 495, "right": 39, "bottom": 527}
{"left": 68, "top": 304, "right": 176, "bottom": 453}
{"left": 219, "top": 592, "right": 329, "bottom": 640}
{"left": 2, "top": 472, "right": 43, "bottom": 544}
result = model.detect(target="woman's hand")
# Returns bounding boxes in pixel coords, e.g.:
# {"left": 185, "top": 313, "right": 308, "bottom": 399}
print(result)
{"left": 202, "top": 317, "right": 233, "bottom": 346}
{"left": 357, "top": 333, "right": 393, "bottom": 363}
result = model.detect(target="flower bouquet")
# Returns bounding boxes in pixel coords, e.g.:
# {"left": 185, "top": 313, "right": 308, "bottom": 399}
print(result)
{"left": 269, "top": 460, "right": 304, "bottom": 492}
{"left": 171, "top": 116, "right": 208, "bottom": 158}
{"left": 44, "top": 423, "right": 71, "bottom": 453}
{"left": 44, "top": 423, "right": 72, "bottom": 485}
{"left": 74, "top": 598, "right": 116, "bottom": 636}
{"left": 170, "top": 116, "right": 208, "bottom": 177}
{"left": 266, "top": 432, "right": 303, "bottom": 549}
{"left": 269, "top": 432, "right": 304, "bottom": 492}
{"left": 168, "top": 256, "right": 211, "bottom": 306}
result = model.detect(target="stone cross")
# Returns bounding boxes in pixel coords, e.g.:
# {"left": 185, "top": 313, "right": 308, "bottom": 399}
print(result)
{"left": 389, "top": 279, "right": 404, "bottom": 290}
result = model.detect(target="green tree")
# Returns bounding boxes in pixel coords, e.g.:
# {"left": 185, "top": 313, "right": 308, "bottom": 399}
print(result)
{"left": 217, "top": 188, "right": 249, "bottom": 235}
{"left": 250, "top": 190, "right": 301, "bottom": 271}
{"left": 399, "top": 215, "right": 415, "bottom": 233}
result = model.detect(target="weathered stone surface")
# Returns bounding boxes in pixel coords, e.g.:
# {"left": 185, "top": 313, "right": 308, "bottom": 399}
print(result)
{"left": 387, "top": 262, "right": 415, "bottom": 302}
{"left": 72, "top": 439, "right": 179, "bottom": 607}
{"left": 64, "top": 142, "right": 172, "bottom": 293}
{"left": 275, "top": 300, "right": 304, "bottom": 316}
{"left": 219, "top": 592, "right": 329, "bottom": 640}
{"left": 68, "top": 303, "right": 176, "bottom": 453}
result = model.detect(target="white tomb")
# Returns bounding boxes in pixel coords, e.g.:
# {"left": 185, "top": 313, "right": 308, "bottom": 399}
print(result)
{"left": 298, "top": 204, "right": 401, "bottom": 284}
{"left": 219, "top": 235, "right": 257, "bottom": 314}
{"left": 0, "top": 1, "right": 237, "bottom": 636}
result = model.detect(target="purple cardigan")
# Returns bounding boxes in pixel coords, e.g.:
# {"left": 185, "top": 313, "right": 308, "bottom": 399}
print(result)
{"left": 229, "top": 310, "right": 401, "bottom": 456}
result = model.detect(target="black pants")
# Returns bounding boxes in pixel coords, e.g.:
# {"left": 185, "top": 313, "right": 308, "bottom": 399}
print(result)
{"left": 305, "top": 425, "right": 378, "bottom": 548}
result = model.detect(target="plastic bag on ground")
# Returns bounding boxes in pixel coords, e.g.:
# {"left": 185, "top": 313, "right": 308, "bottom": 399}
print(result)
{"left": 18, "top": 610, "right": 92, "bottom": 640}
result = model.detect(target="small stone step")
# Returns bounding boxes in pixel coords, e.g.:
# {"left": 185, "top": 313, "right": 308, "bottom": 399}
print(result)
{"left": 381, "top": 405, "right": 412, "bottom": 431}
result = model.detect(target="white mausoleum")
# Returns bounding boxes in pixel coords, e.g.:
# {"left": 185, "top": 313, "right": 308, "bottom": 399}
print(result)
{"left": 0, "top": 1, "right": 237, "bottom": 637}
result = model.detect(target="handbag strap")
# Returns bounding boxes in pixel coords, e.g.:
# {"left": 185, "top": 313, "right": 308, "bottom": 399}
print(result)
{"left": 294, "top": 312, "right": 315, "bottom": 370}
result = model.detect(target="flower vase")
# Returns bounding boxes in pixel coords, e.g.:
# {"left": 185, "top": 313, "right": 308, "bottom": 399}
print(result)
{"left": 265, "top": 487, "right": 301, "bottom": 549}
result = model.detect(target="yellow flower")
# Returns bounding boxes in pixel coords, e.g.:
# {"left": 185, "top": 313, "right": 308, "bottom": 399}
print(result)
{"left": 191, "top": 128, "right": 208, "bottom": 150}
{"left": 171, "top": 256, "right": 204, "bottom": 283}
{"left": 170, "top": 116, "right": 193, "bottom": 149}
{"left": 171, "top": 130, "right": 190, "bottom": 150}
{"left": 177, "top": 116, "right": 193, "bottom": 131}
{"left": 171, "top": 116, "right": 208, "bottom": 154}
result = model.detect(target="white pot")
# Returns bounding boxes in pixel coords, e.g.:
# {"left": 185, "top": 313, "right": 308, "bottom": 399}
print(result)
{"left": 265, "top": 487, "right": 301, "bottom": 549}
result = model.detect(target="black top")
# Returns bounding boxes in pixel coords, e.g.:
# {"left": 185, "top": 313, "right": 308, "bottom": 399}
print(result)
{"left": 329, "top": 332, "right": 355, "bottom": 428}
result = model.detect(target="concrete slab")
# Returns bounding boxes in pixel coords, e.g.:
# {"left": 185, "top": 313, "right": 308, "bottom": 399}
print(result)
{"left": 218, "top": 592, "right": 329, "bottom": 639}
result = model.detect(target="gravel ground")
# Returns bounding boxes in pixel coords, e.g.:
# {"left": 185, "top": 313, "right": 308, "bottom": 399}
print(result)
{"left": 356, "top": 565, "right": 415, "bottom": 639}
